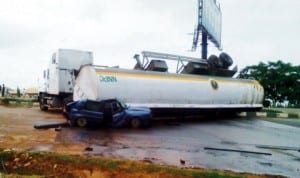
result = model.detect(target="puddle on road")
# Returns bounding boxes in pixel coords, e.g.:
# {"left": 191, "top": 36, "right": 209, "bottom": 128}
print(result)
{"left": 206, "top": 150, "right": 227, "bottom": 157}
{"left": 47, "top": 122, "right": 300, "bottom": 178}
{"left": 240, "top": 152, "right": 265, "bottom": 158}
{"left": 30, "top": 144, "right": 53, "bottom": 152}
{"left": 221, "top": 140, "right": 237, "bottom": 145}
{"left": 258, "top": 162, "right": 272, "bottom": 167}
{"left": 53, "top": 127, "right": 187, "bottom": 166}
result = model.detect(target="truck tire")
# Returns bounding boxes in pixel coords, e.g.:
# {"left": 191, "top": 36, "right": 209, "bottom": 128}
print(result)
{"left": 208, "top": 55, "right": 223, "bottom": 69}
{"left": 38, "top": 92, "right": 48, "bottom": 111}
{"left": 40, "top": 104, "right": 48, "bottom": 111}
{"left": 130, "top": 118, "right": 141, "bottom": 129}
{"left": 219, "top": 52, "right": 233, "bottom": 69}
{"left": 76, "top": 118, "right": 88, "bottom": 127}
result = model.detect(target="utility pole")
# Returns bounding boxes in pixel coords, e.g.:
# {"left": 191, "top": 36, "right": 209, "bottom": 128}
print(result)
{"left": 201, "top": 32, "right": 208, "bottom": 59}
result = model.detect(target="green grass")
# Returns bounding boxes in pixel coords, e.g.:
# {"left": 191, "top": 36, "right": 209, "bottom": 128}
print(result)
{"left": 262, "top": 108, "right": 283, "bottom": 113}
{"left": 0, "top": 97, "right": 38, "bottom": 106}
{"left": 0, "top": 173, "right": 43, "bottom": 178}
{"left": 262, "top": 107, "right": 300, "bottom": 119}
{"left": 288, "top": 113, "right": 299, "bottom": 119}
{"left": 0, "top": 149, "right": 246, "bottom": 178}
{"left": 265, "top": 107, "right": 300, "bottom": 114}
{"left": 266, "top": 112, "right": 278, "bottom": 118}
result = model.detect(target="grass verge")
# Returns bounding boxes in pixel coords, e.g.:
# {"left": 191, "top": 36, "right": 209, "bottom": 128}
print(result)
{"left": 0, "top": 97, "right": 38, "bottom": 107}
{"left": 0, "top": 149, "right": 280, "bottom": 178}
{"left": 261, "top": 108, "right": 282, "bottom": 113}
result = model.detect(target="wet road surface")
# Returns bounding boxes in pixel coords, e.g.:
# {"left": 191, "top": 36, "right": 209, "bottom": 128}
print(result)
{"left": 54, "top": 117, "right": 300, "bottom": 178}
{"left": 1, "top": 106, "right": 299, "bottom": 177}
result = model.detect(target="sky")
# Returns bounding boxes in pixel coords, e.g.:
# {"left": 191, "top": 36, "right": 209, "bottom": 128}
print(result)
{"left": 0, "top": 0, "right": 299, "bottom": 89}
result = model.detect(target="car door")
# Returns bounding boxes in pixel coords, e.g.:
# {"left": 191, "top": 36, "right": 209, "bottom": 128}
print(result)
{"left": 111, "top": 100, "right": 128, "bottom": 127}
{"left": 103, "top": 102, "right": 113, "bottom": 124}
{"left": 80, "top": 100, "right": 104, "bottom": 123}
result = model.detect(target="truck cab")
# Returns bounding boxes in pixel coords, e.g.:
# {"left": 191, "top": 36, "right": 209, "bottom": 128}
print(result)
{"left": 39, "top": 49, "right": 93, "bottom": 111}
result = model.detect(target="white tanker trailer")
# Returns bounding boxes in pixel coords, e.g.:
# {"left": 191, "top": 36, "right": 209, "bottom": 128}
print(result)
{"left": 39, "top": 49, "right": 264, "bottom": 116}
{"left": 72, "top": 50, "right": 264, "bottom": 116}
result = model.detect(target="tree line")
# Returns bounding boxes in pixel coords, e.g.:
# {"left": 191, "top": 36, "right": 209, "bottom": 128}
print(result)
{"left": 239, "top": 60, "right": 300, "bottom": 107}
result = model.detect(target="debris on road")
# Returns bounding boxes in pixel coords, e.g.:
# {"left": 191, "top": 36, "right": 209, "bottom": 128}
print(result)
{"left": 256, "top": 145, "right": 300, "bottom": 152}
{"left": 33, "top": 122, "right": 69, "bottom": 129}
{"left": 204, "top": 147, "right": 272, "bottom": 156}
{"left": 85, "top": 147, "right": 93, "bottom": 151}
{"left": 54, "top": 126, "right": 62, "bottom": 132}
{"left": 180, "top": 159, "right": 186, "bottom": 165}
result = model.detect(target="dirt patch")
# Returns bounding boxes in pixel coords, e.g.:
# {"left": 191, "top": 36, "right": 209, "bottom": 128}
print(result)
{"left": 0, "top": 106, "right": 63, "bottom": 150}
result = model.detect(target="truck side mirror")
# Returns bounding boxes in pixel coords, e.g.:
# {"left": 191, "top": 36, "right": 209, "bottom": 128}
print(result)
{"left": 52, "top": 53, "right": 56, "bottom": 64}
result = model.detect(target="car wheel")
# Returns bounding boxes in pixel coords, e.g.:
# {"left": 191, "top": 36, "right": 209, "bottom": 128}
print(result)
{"left": 130, "top": 118, "right": 141, "bottom": 129}
{"left": 77, "top": 118, "right": 88, "bottom": 127}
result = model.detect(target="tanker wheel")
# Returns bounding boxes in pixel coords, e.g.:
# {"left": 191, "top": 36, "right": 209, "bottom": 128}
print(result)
{"left": 130, "top": 118, "right": 141, "bottom": 129}
{"left": 76, "top": 118, "right": 88, "bottom": 127}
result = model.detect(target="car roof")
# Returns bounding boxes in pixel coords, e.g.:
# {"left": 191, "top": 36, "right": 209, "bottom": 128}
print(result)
{"left": 85, "top": 98, "right": 118, "bottom": 103}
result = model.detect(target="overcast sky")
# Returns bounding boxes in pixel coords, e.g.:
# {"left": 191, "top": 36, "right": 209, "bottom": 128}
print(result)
{"left": 0, "top": 0, "right": 299, "bottom": 89}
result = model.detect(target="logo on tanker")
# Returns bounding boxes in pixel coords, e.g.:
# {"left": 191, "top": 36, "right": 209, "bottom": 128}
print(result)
{"left": 99, "top": 75, "right": 117, "bottom": 83}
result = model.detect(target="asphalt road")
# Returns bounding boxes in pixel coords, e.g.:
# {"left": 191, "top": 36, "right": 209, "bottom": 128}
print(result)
{"left": 53, "top": 117, "right": 300, "bottom": 178}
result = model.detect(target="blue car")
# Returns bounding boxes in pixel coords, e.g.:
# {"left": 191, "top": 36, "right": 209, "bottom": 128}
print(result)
{"left": 66, "top": 98, "right": 152, "bottom": 128}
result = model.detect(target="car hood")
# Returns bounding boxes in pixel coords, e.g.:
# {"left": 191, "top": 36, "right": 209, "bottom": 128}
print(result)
{"left": 126, "top": 107, "right": 151, "bottom": 112}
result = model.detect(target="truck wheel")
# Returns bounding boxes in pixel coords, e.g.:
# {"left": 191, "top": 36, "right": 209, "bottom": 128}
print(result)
{"left": 76, "top": 118, "right": 88, "bottom": 127}
{"left": 208, "top": 55, "right": 223, "bottom": 69}
{"left": 40, "top": 104, "right": 48, "bottom": 111}
{"left": 219, "top": 52, "right": 233, "bottom": 69}
{"left": 130, "top": 118, "right": 141, "bottom": 129}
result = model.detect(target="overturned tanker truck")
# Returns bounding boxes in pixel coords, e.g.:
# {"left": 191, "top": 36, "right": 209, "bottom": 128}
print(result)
{"left": 39, "top": 49, "right": 264, "bottom": 116}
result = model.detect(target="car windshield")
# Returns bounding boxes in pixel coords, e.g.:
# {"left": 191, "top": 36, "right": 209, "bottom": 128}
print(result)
{"left": 117, "top": 98, "right": 128, "bottom": 109}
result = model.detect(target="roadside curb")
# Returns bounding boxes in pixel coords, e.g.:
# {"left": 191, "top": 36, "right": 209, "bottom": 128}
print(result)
{"left": 241, "top": 112, "right": 300, "bottom": 119}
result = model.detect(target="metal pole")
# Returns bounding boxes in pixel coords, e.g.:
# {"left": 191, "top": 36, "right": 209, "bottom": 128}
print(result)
{"left": 201, "top": 32, "right": 208, "bottom": 59}
{"left": 1, "top": 84, "right": 5, "bottom": 97}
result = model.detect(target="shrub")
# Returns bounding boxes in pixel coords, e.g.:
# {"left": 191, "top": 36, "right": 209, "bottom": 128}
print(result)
{"left": 288, "top": 113, "right": 299, "bottom": 119}
{"left": 267, "top": 112, "right": 277, "bottom": 118}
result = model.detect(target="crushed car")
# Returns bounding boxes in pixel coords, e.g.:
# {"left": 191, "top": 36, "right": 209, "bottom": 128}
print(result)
{"left": 65, "top": 98, "right": 152, "bottom": 128}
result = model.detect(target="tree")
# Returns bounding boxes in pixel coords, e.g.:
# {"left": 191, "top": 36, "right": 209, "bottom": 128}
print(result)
{"left": 17, "top": 87, "right": 21, "bottom": 98}
{"left": 239, "top": 60, "right": 300, "bottom": 106}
